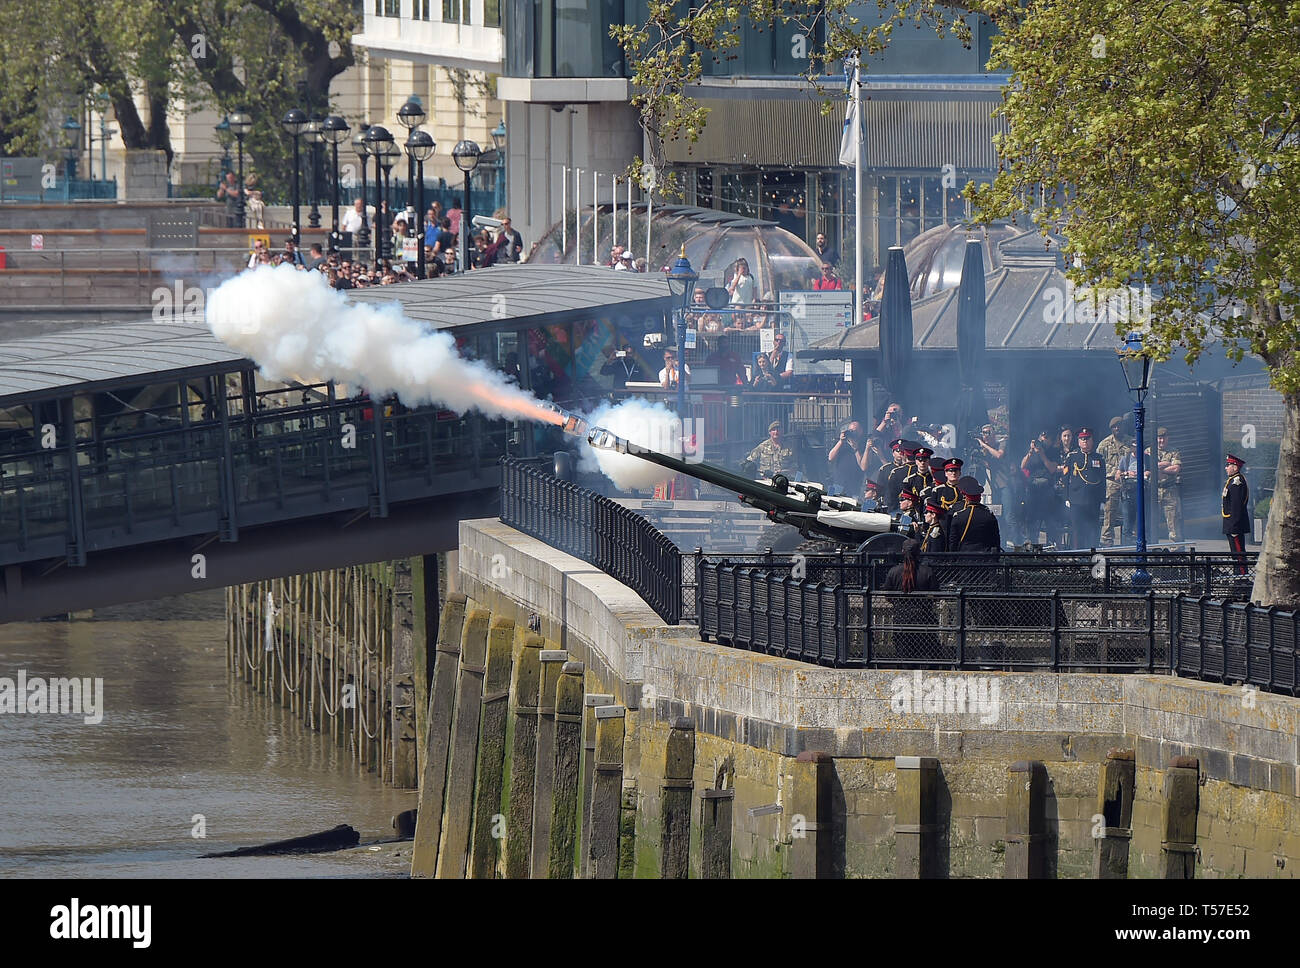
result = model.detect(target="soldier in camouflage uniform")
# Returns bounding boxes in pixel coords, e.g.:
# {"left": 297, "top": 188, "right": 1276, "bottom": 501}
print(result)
{"left": 745, "top": 420, "right": 797, "bottom": 478}
{"left": 1146, "top": 426, "right": 1183, "bottom": 543}
{"left": 1096, "top": 415, "right": 1129, "bottom": 546}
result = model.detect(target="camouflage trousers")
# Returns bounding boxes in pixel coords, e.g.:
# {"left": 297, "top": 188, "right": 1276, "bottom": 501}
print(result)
{"left": 1100, "top": 483, "right": 1124, "bottom": 546}
{"left": 1158, "top": 486, "right": 1182, "bottom": 542}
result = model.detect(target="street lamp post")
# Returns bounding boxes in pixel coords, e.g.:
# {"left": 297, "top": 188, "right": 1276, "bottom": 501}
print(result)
{"left": 491, "top": 120, "right": 507, "bottom": 214}
{"left": 1118, "top": 331, "right": 1153, "bottom": 585}
{"left": 94, "top": 93, "right": 113, "bottom": 184}
{"left": 452, "top": 140, "right": 484, "bottom": 274}
{"left": 352, "top": 125, "right": 371, "bottom": 257}
{"left": 304, "top": 117, "right": 323, "bottom": 229}
{"left": 377, "top": 142, "right": 399, "bottom": 261}
{"left": 396, "top": 95, "right": 426, "bottom": 215}
{"left": 322, "top": 116, "right": 350, "bottom": 251}
{"left": 214, "top": 116, "right": 233, "bottom": 177}
{"left": 61, "top": 116, "right": 82, "bottom": 194}
{"left": 280, "top": 108, "right": 308, "bottom": 246}
{"left": 229, "top": 111, "right": 252, "bottom": 229}
{"left": 404, "top": 129, "right": 436, "bottom": 279}
{"left": 664, "top": 247, "right": 699, "bottom": 436}
{"left": 363, "top": 125, "right": 396, "bottom": 262}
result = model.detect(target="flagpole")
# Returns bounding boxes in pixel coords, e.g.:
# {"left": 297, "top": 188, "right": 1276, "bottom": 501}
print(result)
{"left": 853, "top": 53, "right": 863, "bottom": 329}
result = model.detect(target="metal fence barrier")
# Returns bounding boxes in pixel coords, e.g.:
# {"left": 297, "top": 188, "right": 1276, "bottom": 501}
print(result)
{"left": 500, "top": 458, "right": 682, "bottom": 625}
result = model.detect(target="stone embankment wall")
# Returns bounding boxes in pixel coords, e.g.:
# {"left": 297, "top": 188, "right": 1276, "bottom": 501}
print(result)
{"left": 457, "top": 518, "right": 1299, "bottom": 879}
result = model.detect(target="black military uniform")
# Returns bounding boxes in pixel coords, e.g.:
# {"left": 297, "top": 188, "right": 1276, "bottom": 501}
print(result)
{"left": 1065, "top": 429, "right": 1106, "bottom": 549}
{"left": 947, "top": 477, "right": 1001, "bottom": 554}
{"left": 895, "top": 486, "right": 920, "bottom": 538}
{"left": 919, "top": 497, "right": 948, "bottom": 555}
{"left": 1222, "top": 454, "right": 1250, "bottom": 574}
{"left": 883, "top": 439, "right": 915, "bottom": 512}
{"left": 929, "top": 457, "right": 963, "bottom": 513}
{"left": 903, "top": 446, "right": 935, "bottom": 499}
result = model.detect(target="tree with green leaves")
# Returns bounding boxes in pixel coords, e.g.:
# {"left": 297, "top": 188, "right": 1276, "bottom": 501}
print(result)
{"left": 0, "top": 0, "right": 358, "bottom": 200}
{"left": 618, "top": 0, "right": 1300, "bottom": 606}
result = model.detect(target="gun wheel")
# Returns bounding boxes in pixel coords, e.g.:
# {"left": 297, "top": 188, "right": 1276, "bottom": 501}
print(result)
{"left": 754, "top": 524, "right": 804, "bottom": 553}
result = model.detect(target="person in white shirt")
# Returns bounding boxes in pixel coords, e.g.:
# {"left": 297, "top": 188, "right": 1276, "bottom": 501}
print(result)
{"left": 727, "top": 258, "right": 756, "bottom": 304}
{"left": 658, "top": 349, "right": 691, "bottom": 388}
{"left": 340, "top": 199, "right": 365, "bottom": 243}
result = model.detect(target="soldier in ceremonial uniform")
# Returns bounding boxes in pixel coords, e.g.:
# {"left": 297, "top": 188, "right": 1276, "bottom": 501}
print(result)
{"left": 947, "top": 476, "right": 1001, "bottom": 554}
{"left": 1096, "top": 415, "right": 1129, "bottom": 546}
{"left": 862, "top": 478, "right": 881, "bottom": 507}
{"left": 1065, "top": 428, "right": 1106, "bottom": 549}
{"left": 745, "top": 421, "right": 797, "bottom": 478}
{"left": 920, "top": 497, "right": 948, "bottom": 555}
{"left": 929, "top": 457, "right": 963, "bottom": 512}
{"left": 904, "top": 445, "right": 935, "bottom": 498}
{"left": 883, "top": 439, "right": 915, "bottom": 512}
{"left": 1223, "top": 454, "right": 1250, "bottom": 575}
{"left": 895, "top": 486, "right": 920, "bottom": 537}
{"left": 1147, "top": 427, "right": 1183, "bottom": 544}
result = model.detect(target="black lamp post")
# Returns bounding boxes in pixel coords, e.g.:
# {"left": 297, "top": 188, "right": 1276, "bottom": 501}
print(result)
{"left": 214, "top": 116, "right": 233, "bottom": 176}
{"left": 664, "top": 247, "right": 699, "bottom": 432}
{"left": 396, "top": 96, "right": 426, "bottom": 214}
{"left": 304, "top": 117, "right": 323, "bottom": 229}
{"left": 491, "top": 120, "right": 506, "bottom": 213}
{"left": 404, "top": 129, "right": 435, "bottom": 279}
{"left": 322, "top": 116, "right": 350, "bottom": 251}
{"left": 364, "top": 125, "right": 395, "bottom": 261}
{"left": 61, "top": 116, "right": 82, "bottom": 187}
{"left": 229, "top": 111, "right": 252, "bottom": 228}
{"left": 377, "top": 141, "right": 399, "bottom": 261}
{"left": 352, "top": 125, "right": 371, "bottom": 256}
{"left": 452, "top": 140, "right": 484, "bottom": 273}
{"left": 1118, "top": 331, "right": 1153, "bottom": 584}
{"left": 280, "top": 108, "right": 308, "bottom": 246}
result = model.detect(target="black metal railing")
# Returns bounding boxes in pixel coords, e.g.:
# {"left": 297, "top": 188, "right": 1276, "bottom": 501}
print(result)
{"left": 694, "top": 556, "right": 1297, "bottom": 693}
{"left": 500, "top": 458, "right": 683, "bottom": 624}
{"left": 684, "top": 548, "right": 1256, "bottom": 603}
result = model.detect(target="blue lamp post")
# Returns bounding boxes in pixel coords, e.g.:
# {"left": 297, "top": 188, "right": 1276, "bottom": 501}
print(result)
{"left": 664, "top": 247, "right": 699, "bottom": 439}
{"left": 1118, "top": 331, "right": 1153, "bottom": 584}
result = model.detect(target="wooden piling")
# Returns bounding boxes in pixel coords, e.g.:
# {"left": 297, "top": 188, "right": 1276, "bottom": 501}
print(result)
{"left": 587, "top": 704, "right": 627, "bottom": 880}
{"left": 580, "top": 692, "right": 614, "bottom": 878}
{"left": 530, "top": 649, "right": 567, "bottom": 878}
{"left": 895, "top": 755, "right": 941, "bottom": 879}
{"left": 1005, "top": 760, "right": 1049, "bottom": 878}
{"left": 409, "top": 592, "right": 468, "bottom": 878}
{"left": 660, "top": 717, "right": 696, "bottom": 879}
{"left": 504, "top": 633, "right": 544, "bottom": 879}
{"left": 469, "top": 617, "right": 515, "bottom": 879}
{"left": 547, "top": 661, "right": 585, "bottom": 879}
{"left": 700, "top": 785, "right": 734, "bottom": 879}
{"left": 786, "top": 750, "right": 833, "bottom": 879}
{"left": 1092, "top": 748, "right": 1136, "bottom": 879}
{"left": 436, "top": 607, "right": 491, "bottom": 879}
{"left": 1160, "top": 755, "right": 1200, "bottom": 879}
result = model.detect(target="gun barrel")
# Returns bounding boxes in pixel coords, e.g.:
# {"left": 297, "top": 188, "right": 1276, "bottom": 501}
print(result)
{"left": 586, "top": 428, "right": 808, "bottom": 513}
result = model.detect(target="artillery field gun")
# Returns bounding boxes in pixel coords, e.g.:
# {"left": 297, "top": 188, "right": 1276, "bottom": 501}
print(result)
{"left": 579, "top": 422, "right": 912, "bottom": 553}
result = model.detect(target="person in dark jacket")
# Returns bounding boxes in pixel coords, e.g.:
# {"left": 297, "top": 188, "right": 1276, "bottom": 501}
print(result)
{"left": 947, "top": 476, "right": 1002, "bottom": 554}
{"left": 882, "top": 539, "right": 939, "bottom": 661}
{"left": 1222, "top": 453, "right": 1250, "bottom": 575}
{"left": 919, "top": 498, "right": 948, "bottom": 556}
{"left": 883, "top": 538, "right": 937, "bottom": 592}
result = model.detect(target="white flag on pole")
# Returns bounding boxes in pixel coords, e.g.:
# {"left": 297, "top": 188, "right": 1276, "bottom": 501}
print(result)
{"left": 839, "top": 62, "right": 859, "bottom": 169}
{"left": 839, "top": 97, "right": 859, "bottom": 168}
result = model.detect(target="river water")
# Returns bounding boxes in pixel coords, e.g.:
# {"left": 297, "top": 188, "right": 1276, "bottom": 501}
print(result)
{"left": 0, "top": 596, "right": 415, "bottom": 878}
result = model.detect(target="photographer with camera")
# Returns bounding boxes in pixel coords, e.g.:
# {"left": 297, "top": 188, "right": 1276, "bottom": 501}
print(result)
{"left": 1020, "top": 430, "right": 1058, "bottom": 544}
{"left": 827, "top": 420, "right": 869, "bottom": 496}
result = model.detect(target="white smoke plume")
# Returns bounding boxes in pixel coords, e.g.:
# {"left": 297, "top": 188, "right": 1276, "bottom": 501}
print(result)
{"left": 578, "top": 398, "right": 683, "bottom": 490}
{"left": 205, "top": 265, "right": 565, "bottom": 426}
{"left": 206, "top": 265, "right": 683, "bottom": 490}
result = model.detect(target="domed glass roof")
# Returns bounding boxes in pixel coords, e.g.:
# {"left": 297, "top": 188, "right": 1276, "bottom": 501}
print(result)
{"left": 527, "top": 204, "right": 823, "bottom": 298}
{"left": 872, "top": 222, "right": 1031, "bottom": 301}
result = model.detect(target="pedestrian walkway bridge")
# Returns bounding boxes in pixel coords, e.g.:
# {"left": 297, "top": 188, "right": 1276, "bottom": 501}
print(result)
{"left": 0, "top": 266, "right": 676, "bottom": 621}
